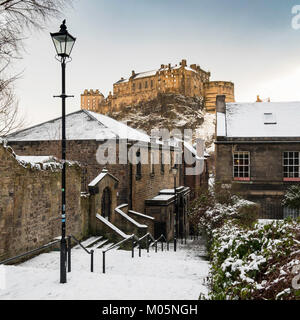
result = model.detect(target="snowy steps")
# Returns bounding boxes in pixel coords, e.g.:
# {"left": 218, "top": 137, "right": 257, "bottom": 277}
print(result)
{"left": 73, "top": 236, "right": 118, "bottom": 252}
{"left": 73, "top": 236, "right": 103, "bottom": 249}
{"left": 1, "top": 237, "right": 210, "bottom": 299}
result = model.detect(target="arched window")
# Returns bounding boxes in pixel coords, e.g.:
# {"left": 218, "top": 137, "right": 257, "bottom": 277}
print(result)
{"left": 101, "top": 187, "right": 112, "bottom": 221}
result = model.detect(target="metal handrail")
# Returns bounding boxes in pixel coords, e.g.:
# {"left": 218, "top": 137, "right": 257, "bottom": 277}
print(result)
{"left": 102, "top": 232, "right": 174, "bottom": 274}
{"left": 68, "top": 235, "right": 94, "bottom": 272}
{"left": 69, "top": 235, "right": 93, "bottom": 254}
{"left": 0, "top": 239, "right": 60, "bottom": 265}
{"left": 102, "top": 234, "right": 135, "bottom": 273}
{"left": 103, "top": 234, "right": 135, "bottom": 254}
{"left": 150, "top": 234, "right": 169, "bottom": 252}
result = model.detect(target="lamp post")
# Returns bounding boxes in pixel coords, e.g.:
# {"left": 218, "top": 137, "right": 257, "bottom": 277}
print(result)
{"left": 50, "top": 20, "right": 76, "bottom": 284}
{"left": 172, "top": 166, "right": 178, "bottom": 252}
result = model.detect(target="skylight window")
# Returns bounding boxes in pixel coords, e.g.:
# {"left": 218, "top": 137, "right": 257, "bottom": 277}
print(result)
{"left": 263, "top": 113, "right": 277, "bottom": 125}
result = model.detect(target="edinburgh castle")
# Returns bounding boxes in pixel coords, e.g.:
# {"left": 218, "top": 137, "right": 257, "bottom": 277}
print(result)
{"left": 81, "top": 59, "right": 235, "bottom": 114}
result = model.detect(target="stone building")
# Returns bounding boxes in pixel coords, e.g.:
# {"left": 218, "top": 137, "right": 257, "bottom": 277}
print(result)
{"left": 215, "top": 95, "right": 300, "bottom": 219}
{"left": 81, "top": 59, "right": 234, "bottom": 114}
{"left": 6, "top": 110, "right": 208, "bottom": 245}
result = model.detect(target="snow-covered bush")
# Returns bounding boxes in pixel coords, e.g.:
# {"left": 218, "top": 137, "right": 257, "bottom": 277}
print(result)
{"left": 189, "top": 185, "right": 259, "bottom": 236}
{"left": 207, "top": 218, "right": 300, "bottom": 300}
{"left": 283, "top": 185, "right": 300, "bottom": 211}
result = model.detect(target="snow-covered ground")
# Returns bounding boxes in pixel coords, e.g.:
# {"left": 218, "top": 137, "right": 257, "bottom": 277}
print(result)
{"left": 0, "top": 238, "right": 209, "bottom": 300}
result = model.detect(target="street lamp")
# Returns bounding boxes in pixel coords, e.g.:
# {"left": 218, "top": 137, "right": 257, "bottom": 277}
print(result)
{"left": 50, "top": 20, "right": 76, "bottom": 284}
{"left": 172, "top": 166, "right": 178, "bottom": 252}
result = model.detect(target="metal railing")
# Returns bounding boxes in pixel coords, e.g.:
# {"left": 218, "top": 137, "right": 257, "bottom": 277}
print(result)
{"left": 68, "top": 235, "right": 94, "bottom": 273}
{"left": 150, "top": 234, "right": 170, "bottom": 252}
{"left": 102, "top": 232, "right": 174, "bottom": 274}
{"left": 0, "top": 239, "right": 61, "bottom": 266}
{"left": 102, "top": 234, "right": 135, "bottom": 273}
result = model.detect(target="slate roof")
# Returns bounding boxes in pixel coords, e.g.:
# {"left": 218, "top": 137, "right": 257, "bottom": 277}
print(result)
{"left": 6, "top": 110, "right": 150, "bottom": 142}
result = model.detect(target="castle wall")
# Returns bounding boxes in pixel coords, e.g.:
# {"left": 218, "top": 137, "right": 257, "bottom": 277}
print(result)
{"left": 80, "top": 59, "right": 231, "bottom": 114}
{"left": 204, "top": 81, "right": 235, "bottom": 113}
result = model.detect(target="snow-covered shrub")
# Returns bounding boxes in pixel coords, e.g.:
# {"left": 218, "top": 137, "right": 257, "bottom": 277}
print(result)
{"left": 283, "top": 185, "right": 300, "bottom": 211}
{"left": 207, "top": 218, "right": 300, "bottom": 300}
{"left": 189, "top": 189, "right": 259, "bottom": 236}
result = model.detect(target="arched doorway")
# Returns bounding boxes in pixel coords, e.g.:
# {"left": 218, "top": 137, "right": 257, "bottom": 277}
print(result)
{"left": 101, "top": 187, "right": 112, "bottom": 221}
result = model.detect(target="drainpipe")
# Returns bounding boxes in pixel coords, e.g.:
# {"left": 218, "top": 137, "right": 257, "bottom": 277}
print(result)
{"left": 129, "top": 162, "right": 133, "bottom": 210}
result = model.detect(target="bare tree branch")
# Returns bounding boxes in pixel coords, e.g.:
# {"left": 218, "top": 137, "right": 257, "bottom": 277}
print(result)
{"left": 0, "top": 0, "right": 73, "bottom": 136}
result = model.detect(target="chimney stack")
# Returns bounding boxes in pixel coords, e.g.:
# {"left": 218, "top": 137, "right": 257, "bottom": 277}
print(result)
{"left": 216, "top": 95, "right": 226, "bottom": 113}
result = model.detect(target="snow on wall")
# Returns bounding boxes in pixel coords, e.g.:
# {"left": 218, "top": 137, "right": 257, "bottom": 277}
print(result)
{"left": 1, "top": 138, "right": 79, "bottom": 171}
{"left": 216, "top": 112, "right": 226, "bottom": 137}
{"left": 115, "top": 205, "right": 148, "bottom": 228}
{"left": 96, "top": 213, "right": 131, "bottom": 239}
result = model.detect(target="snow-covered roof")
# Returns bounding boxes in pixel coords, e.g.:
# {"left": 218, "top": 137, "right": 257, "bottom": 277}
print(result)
{"left": 6, "top": 110, "right": 150, "bottom": 143}
{"left": 149, "top": 194, "right": 175, "bottom": 201}
{"left": 217, "top": 102, "right": 300, "bottom": 138}
{"left": 88, "top": 168, "right": 118, "bottom": 187}
{"left": 181, "top": 140, "right": 205, "bottom": 160}
{"left": 159, "top": 186, "right": 186, "bottom": 194}
{"left": 114, "top": 64, "right": 200, "bottom": 84}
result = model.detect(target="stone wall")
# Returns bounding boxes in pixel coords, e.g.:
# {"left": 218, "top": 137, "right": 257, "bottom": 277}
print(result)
{"left": 0, "top": 143, "right": 83, "bottom": 260}
{"left": 8, "top": 140, "right": 180, "bottom": 214}
{"left": 9, "top": 140, "right": 130, "bottom": 206}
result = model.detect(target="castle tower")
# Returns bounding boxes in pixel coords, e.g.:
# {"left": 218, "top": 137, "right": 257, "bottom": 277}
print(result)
{"left": 81, "top": 89, "right": 105, "bottom": 112}
{"left": 204, "top": 81, "right": 235, "bottom": 113}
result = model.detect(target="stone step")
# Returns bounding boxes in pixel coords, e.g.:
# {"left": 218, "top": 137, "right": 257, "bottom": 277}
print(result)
{"left": 99, "top": 242, "right": 118, "bottom": 251}
{"left": 91, "top": 239, "right": 110, "bottom": 250}
{"left": 85, "top": 237, "right": 105, "bottom": 249}
{"left": 74, "top": 236, "right": 103, "bottom": 249}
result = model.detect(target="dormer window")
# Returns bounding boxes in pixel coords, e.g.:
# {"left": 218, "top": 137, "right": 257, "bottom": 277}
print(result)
{"left": 264, "top": 113, "right": 276, "bottom": 124}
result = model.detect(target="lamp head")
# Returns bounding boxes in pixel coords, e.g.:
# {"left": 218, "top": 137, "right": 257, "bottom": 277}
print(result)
{"left": 50, "top": 20, "right": 76, "bottom": 58}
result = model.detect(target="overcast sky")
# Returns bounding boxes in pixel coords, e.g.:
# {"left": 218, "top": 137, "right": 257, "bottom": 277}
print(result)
{"left": 10, "top": 0, "right": 300, "bottom": 127}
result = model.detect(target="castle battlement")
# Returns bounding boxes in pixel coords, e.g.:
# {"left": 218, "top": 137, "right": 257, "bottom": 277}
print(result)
{"left": 81, "top": 59, "right": 235, "bottom": 114}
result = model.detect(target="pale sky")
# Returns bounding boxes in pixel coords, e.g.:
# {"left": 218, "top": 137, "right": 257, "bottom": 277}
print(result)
{"left": 9, "top": 0, "right": 300, "bottom": 128}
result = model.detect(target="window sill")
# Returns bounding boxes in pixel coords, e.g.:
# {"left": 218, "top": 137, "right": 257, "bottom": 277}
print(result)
{"left": 136, "top": 175, "right": 142, "bottom": 181}
{"left": 283, "top": 178, "right": 300, "bottom": 182}
{"left": 150, "top": 173, "right": 155, "bottom": 178}
{"left": 233, "top": 177, "right": 250, "bottom": 181}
